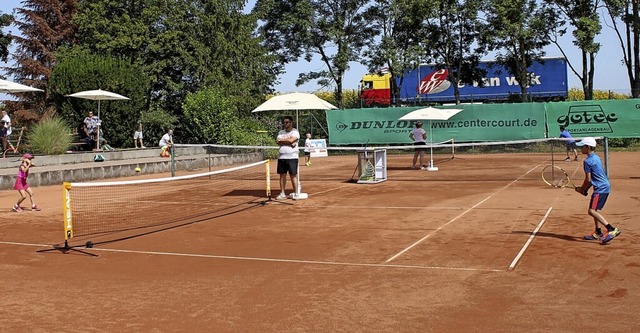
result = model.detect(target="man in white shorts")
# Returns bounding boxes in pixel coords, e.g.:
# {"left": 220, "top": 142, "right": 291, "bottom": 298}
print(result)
{"left": 134, "top": 121, "right": 145, "bottom": 148}
{"left": 275, "top": 116, "right": 300, "bottom": 200}
{"left": 159, "top": 129, "right": 173, "bottom": 157}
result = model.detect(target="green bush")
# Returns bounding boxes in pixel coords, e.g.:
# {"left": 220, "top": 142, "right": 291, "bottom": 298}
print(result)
{"left": 27, "top": 117, "right": 73, "bottom": 155}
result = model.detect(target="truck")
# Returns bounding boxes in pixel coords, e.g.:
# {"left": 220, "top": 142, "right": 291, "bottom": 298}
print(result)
{"left": 359, "top": 57, "right": 569, "bottom": 106}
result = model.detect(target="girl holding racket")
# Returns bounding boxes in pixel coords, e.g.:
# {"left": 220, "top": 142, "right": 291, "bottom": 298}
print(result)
{"left": 12, "top": 153, "right": 41, "bottom": 212}
{"left": 574, "top": 137, "right": 620, "bottom": 244}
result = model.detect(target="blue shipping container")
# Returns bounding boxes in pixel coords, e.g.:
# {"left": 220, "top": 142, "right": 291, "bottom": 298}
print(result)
{"left": 398, "top": 57, "right": 568, "bottom": 103}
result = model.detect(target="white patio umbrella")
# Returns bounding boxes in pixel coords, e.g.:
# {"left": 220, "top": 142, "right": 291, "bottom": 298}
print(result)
{"left": 252, "top": 92, "right": 337, "bottom": 125}
{"left": 0, "top": 79, "right": 44, "bottom": 93}
{"left": 252, "top": 92, "right": 338, "bottom": 199}
{"left": 399, "top": 107, "right": 464, "bottom": 171}
{"left": 67, "top": 89, "right": 129, "bottom": 150}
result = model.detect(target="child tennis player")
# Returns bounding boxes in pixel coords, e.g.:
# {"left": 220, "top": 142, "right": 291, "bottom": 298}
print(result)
{"left": 304, "top": 133, "right": 312, "bottom": 166}
{"left": 559, "top": 126, "right": 578, "bottom": 161}
{"left": 574, "top": 137, "right": 620, "bottom": 244}
{"left": 12, "top": 153, "right": 41, "bottom": 212}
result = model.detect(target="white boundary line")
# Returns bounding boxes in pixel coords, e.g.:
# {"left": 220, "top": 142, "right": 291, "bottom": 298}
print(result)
{"left": 0, "top": 241, "right": 502, "bottom": 272}
{"left": 508, "top": 207, "right": 553, "bottom": 270}
{"left": 384, "top": 165, "right": 542, "bottom": 264}
{"left": 384, "top": 195, "right": 494, "bottom": 263}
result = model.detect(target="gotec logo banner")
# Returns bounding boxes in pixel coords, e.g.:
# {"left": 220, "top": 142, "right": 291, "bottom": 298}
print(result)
{"left": 327, "top": 104, "right": 546, "bottom": 144}
{"left": 545, "top": 100, "right": 640, "bottom": 138}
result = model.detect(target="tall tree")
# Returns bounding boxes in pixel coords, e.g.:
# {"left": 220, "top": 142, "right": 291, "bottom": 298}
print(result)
{"left": 49, "top": 50, "right": 150, "bottom": 147}
{"left": 604, "top": 0, "right": 640, "bottom": 98}
{"left": 484, "top": 0, "right": 553, "bottom": 102}
{"left": 5, "top": 0, "right": 78, "bottom": 115}
{"left": 544, "top": 0, "right": 601, "bottom": 100}
{"left": 0, "top": 11, "right": 13, "bottom": 63}
{"left": 74, "top": 0, "right": 276, "bottom": 127}
{"left": 253, "top": 0, "right": 375, "bottom": 108}
{"left": 421, "top": 0, "right": 488, "bottom": 104}
{"left": 363, "top": 0, "right": 435, "bottom": 106}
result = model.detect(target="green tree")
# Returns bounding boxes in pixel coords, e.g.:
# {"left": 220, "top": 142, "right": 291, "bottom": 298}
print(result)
{"left": 48, "top": 50, "right": 150, "bottom": 147}
{"left": 362, "top": 0, "right": 435, "bottom": 106}
{"left": 5, "top": 0, "right": 78, "bottom": 115}
{"left": 254, "top": 0, "right": 375, "bottom": 108}
{"left": 484, "top": 0, "right": 554, "bottom": 102}
{"left": 0, "top": 11, "right": 13, "bottom": 63}
{"left": 544, "top": 0, "right": 601, "bottom": 100}
{"left": 604, "top": 0, "right": 640, "bottom": 98}
{"left": 420, "top": 0, "right": 488, "bottom": 105}
{"left": 74, "top": 0, "right": 276, "bottom": 120}
{"left": 182, "top": 87, "right": 239, "bottom": 145}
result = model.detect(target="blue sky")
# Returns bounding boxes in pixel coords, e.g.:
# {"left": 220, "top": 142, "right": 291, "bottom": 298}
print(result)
{"left": 0, "top": 0, "right": 632, "bottom": 96}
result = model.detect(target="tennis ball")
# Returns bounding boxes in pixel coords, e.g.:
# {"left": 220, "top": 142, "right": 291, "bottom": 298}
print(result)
{"left": 86, "top": 241, "right": 94, "bottom": 248}
{"left": 134, "top": 167, "right": 141, "bottom": 173}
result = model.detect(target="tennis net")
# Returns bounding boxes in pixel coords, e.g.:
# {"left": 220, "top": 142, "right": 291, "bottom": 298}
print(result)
{"left": 62, "top": 160, "right": 271, "bottom": 241}
{"left": 179, "top": 137, "right": 607, "bottom": 183}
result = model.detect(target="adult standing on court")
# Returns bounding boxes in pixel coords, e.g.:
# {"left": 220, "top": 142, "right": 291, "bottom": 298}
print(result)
{"left": 159, "top": 129, "right": 173, "bottom": 157}
{"left": 1, "top": 110, "right": 11, "bottom": 152}
{"left": 275, "top": 116, "right": 300, "bottom": 200}
{"left": 574, "top": 137, "right": 620, "bottom": 244}
{"left": 559, "top": 126, "right": 578, "bottom": 161}
{"left": 409, "top": 121, "right": 427, "bottom": 169}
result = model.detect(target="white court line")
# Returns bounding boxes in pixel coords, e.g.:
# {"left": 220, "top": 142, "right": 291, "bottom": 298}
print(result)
{"left": 294, "top": 205, "right": 466, "bottom": 210}
{"left": 385, "top": 165, "right": 541, "bottom": 264}
{"left": 508, "top": 207, "right": 553, "bottom": 270}
{"left": 0, "top": 241, "right": 502, "bottom": 272}
{"left": 384, "top": 195, "right": 494, "bottom": 263}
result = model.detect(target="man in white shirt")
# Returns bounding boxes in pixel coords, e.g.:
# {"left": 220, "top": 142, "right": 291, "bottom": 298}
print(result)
{"left": 275, "top": 116, "right": 300, "bottom": 200}
{"left": 1, "top": 110, "right": 11, "bottom": 151}
{"left": 159, "top": 129, "right": 173, "bottom": 157}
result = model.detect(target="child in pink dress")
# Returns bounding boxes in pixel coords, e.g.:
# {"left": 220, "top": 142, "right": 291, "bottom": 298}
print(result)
{"left": 12, "top": 153, "right": 41, "bottom": 212}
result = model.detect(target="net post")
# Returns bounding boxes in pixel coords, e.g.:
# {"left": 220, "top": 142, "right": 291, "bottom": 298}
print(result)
{"left": 550, "top": 138, "right": 555, "bottom": 168}
{"left": 451, "top": 138, "right": 455, "bottom": 159}
{"left": 266, "top": 159, "right": 271, "bottom": 199}
{"left": 35, "top": 182, "right": 97, "bottom": 256}
{"left": 604, "top": 137, "right": 609, "bottom": 177}
{"left": 62, "top": 182, "right": 73, "bottom": 241}
{"left": 170, "top": 145, "right": 175, "bottom": 177}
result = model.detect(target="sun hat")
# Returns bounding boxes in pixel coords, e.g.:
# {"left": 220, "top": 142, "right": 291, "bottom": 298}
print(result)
{"left": 22, "top": 153, "right": 33, "bottom": 159}
{"left": 576, "top": 137, "right": 597, "bottom": 148}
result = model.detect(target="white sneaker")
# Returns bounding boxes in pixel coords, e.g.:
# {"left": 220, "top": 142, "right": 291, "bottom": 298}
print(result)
{"left": 275, "top": 193, "right": 287, "bottom": 200}
{"left": 291, "top": 194, "right": 300, "bottom": 200}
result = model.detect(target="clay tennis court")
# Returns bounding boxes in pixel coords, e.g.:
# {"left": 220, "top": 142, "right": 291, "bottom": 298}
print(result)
{"left": 1, "top": 151, "right": 639, "bottom": 332}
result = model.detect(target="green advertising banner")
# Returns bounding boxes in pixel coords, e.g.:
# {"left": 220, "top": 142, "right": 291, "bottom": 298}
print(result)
{"left": 545, "top": 99, "right": 640, "bottom": 138}
{"left": 326, "top": 100, "right": 640, "bottom": 144}
{"left": 327, "top": 104, "right": 546, "bottom": 144}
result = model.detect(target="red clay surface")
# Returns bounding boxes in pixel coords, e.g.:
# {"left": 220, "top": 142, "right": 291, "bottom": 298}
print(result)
{"left": 1, "top": 152, "right": 639, "bottom": 332}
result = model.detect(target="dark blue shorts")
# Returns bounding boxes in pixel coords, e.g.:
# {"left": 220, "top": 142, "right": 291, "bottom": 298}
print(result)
{"left": 277, "top": 159, "right": 298, "bottom": 175}
{"left": 414, "top": 141, "right": 427, "bottom": 151}
{"left": 589, "top": 192, "right": 609, "bottom": 210}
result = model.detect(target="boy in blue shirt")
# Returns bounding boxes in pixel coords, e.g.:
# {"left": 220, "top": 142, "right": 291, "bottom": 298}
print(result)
{"left": 575, "top": 137, "right": 621, "bottom": 244}
{"left": 559, "top": 126, "right": 578, "bottom": 161}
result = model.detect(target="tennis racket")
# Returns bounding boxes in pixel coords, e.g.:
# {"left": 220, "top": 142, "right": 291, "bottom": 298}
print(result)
{"left": 541, "top": 165, "right": 586, "bottom": 196}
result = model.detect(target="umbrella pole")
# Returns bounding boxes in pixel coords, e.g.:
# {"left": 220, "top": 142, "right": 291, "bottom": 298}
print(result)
{"left": 295, "top": 110, "right": 307, "bottom": 199}
{"left": 96, "top": 100, "right": 101, "bottom": 150}
{"left": 427, "top": 120, "right": 438, "bottom": 171}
